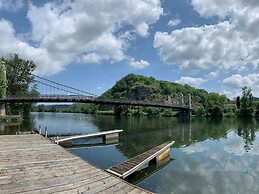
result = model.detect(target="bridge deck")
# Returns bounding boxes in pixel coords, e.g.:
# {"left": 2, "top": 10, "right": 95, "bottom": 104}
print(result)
{"left": 53, "top": 129, "right": 123, "bottom": 144}
{"left": 1, "top": 95, "right": 191, "bottom": 110}
{"left": 107, "top": 141, "right": 175, "bottom": 179}
{"left": 0, "top": 134, "right": 152, "bottom": 194}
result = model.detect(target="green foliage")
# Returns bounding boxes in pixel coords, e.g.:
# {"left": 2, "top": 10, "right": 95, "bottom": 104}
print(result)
{"left": 255, "top": 104, "right": 259, "bottom": 117}
{"left": 0, "top": 59, "right": 7, "bottom": 99}
{"left": 30, "top": 84, "right": 40, "bottom": 96}
{"left": 209, "top": 105, "right": 223, "bottom": 117}
{"left": 3, "top": 54, "right": 36, "bottom": 96}
{"left": 101, "top": 74, "right": 228, "bottom": 117}
{"left": 114, "top": 105, "right": 124, "bottom": 115}
{"left": 194, "top": 106, "right": 206, "bottom": 116}
{"left": 2, "top": 54, "right": 36, "bottom": 114}
{"left": 38, "top": 105, "right": 45, "bottom": 112}
{"left": 239, "top": 87, "right": 254, "bottom": 117}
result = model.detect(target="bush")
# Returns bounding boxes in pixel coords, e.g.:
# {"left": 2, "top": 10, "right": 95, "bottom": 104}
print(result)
{"left": 210, "top": 105, "right": 223, "bottom": 117}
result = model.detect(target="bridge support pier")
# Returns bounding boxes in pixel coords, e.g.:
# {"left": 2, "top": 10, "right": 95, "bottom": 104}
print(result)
{"left": 0, "top": 103, "right": 6, "bottom": 117}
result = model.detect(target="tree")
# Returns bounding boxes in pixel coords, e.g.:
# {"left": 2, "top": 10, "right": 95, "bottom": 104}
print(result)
{"left": 210, "top": 105, "right": 223, "bottom": 117}
{"left": 30, "top": 84, "right": 40, "bottom": 96}
{"left": 240, "top": 87, "right": 253, "bottom": 117}
{"left": 0, "top": 60, "right": 7, "bottom": 99}
{"left": 236, "top": 96, "right": 240, "bottom": 109}
{"left": 2, "top": 54, "right": 36, "bottom": 114}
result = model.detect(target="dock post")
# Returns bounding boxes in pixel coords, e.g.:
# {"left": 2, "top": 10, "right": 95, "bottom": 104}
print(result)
{"left": 45, "top": 127, "right": 47, "bottom": 137}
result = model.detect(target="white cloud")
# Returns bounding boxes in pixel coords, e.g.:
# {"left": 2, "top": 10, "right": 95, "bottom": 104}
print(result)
{"left": 208, "top": 71, "right": 220, "bottom": 79}
{"left": 0, "top": 0, "right": 24, "bottom": 11}
{"left": 223, "top": 74, "right": 259, "bottom": 97}
{"left": 191, "top": 0, "right": 236, "bottom": 18}
{"left": 176, "top": 76, "right": 207, "bottom": 87}
{"left": 0, "top": 0, "right": 163, "bottom": 75}
{"left": 154, "top": 0, "right": 259, "bottom": 75}
{"left": 128, "top": 59, "right": 150, "bottom": 70}
{"left": 168, "top": 19, "right": 181, "bottom": 27}
{"left": 0, "top": 19, "right": 69, "bottom": 75}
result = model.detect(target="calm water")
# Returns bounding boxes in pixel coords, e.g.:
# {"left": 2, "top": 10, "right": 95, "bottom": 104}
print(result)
{"left": 1, "top": 112, "right": 259, "bottom": 194}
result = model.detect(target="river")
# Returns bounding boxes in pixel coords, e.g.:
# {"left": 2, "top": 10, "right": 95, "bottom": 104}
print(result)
{"left": 1, "top": 112, "right": 259, "bottom": 194}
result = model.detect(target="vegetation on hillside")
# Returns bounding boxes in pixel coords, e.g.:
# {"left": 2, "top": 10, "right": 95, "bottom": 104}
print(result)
{"left": 100, "top": 74, "right": 228, "bottom": 117}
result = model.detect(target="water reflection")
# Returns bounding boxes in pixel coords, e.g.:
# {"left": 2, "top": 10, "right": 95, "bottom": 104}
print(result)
{"left": 2, "top": 113, "right": 259, "bottom": 194}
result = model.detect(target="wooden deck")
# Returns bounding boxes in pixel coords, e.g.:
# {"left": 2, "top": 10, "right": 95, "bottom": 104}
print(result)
{"left": 107, "top": 141, "right": 175, "bottom": 179}
{"left": 0, "top": 134, "right": 152, "bottom": 194}
{"left": 53, "top": 129, "right": 123, "bottom": 145}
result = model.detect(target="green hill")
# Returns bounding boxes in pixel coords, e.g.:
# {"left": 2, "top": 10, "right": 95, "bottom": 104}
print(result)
{"left": 101, "top": 74, "right": 225, "bottom": 106}
{"left": 100, "top": 74, "right": 228, "bottom": 117}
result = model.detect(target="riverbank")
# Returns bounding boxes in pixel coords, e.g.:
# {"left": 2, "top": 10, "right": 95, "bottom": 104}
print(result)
{"left": 0, "top": 115, "right": 22, "bottom": 123}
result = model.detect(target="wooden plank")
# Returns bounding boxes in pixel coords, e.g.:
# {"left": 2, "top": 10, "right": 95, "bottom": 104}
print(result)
{"left": 55, "top": 129, "right": 123, "bottom": 143}
{"left": 0, "top": 134, "right": 152, "bottom": 194}
{"left": 107, "top": 141, "right": 175, "bottom": 178}
{"left": 97, "top": 182, "right": 134, "bottom": 194}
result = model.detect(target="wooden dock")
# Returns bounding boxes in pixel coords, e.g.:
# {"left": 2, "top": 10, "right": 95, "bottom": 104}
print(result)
{"left": 0, "top": 134, "right": 152, "bottom": 194}
{"left": 53, "top": 129, "right": 123, "bottom": 146}
{"left": 107, "top": 141, "right": 175, "bottom": 179}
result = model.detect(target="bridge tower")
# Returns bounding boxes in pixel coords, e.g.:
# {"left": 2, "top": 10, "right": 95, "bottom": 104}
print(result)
{"left": 188, "top": 93, "right": 192, "bottom": 109}
{"left": 179, "top": 93, "right": 192, "bottom": 117}
{"left": 0, "top": 60, "right": 6, "bottom": 117}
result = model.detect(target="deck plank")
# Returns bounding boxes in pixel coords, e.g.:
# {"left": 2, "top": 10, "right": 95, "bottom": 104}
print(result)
{"left": 107, "top": 141, "right": 175, "bottom": 178}
{"left": 0, "top": 134, "right": 152, "bottom": 194}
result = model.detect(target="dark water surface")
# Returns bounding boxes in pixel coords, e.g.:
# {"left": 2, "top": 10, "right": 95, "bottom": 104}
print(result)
{"left": 1, "top": 112, "right": 259, "bottom": 194}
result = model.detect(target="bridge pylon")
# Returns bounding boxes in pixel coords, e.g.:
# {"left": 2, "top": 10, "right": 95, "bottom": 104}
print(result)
{"left": 188, "top": 93, "right": 192, "bottom": 110}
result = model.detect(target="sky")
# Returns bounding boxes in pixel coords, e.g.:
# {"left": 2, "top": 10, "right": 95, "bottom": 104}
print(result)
{"left": 0, "top": 0, "right": 259, "bottom": 98}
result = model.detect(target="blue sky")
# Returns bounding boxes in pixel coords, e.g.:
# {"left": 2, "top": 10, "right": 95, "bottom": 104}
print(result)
{"left": 0, "top": 0, "right": 259, "bottom": 98}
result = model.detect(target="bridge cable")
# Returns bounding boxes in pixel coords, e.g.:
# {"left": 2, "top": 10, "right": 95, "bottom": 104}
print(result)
{"left": 31, "top": 73, "right": 98, "bottom": 97}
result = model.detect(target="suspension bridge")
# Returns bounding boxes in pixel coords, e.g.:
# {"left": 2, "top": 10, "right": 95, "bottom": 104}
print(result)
{"left": 0, "top": 74, "right": 192, "bottom": 113}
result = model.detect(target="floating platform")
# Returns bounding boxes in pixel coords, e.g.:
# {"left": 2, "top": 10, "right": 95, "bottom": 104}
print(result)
{"left": 107, "top": 141, "right": 175, "bottom": 179}
{"left": 52, "top": 129, "right": 123, "bottom": 146}
{"left": 0, "top": 134, "right": 152, "bottom": 194}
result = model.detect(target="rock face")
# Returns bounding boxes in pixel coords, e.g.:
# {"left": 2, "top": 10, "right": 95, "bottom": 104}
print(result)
{"left": 126, "top": 85, "right": 155, "bottom": 100}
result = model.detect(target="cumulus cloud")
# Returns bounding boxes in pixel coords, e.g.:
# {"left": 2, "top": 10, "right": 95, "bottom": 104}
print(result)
{"left": 154, "top": 0, "right": 259, "bottom": 74}
{"left": 168, "top": 19, "right": 181, "bottom": 27}
{"left": 176, "top": 76, "right": 207, "bottom": 87}
{"left": 0, "top": 0, "right": 24, "bottom": 11}
{"left": 0, "top": 0, "right": 163, "bottom": 75}
{"left": 128, "top": 59, "right": 150, "bottom": 70}
{"left": 223, "top": 74, "right": 259, "bottom": 97}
